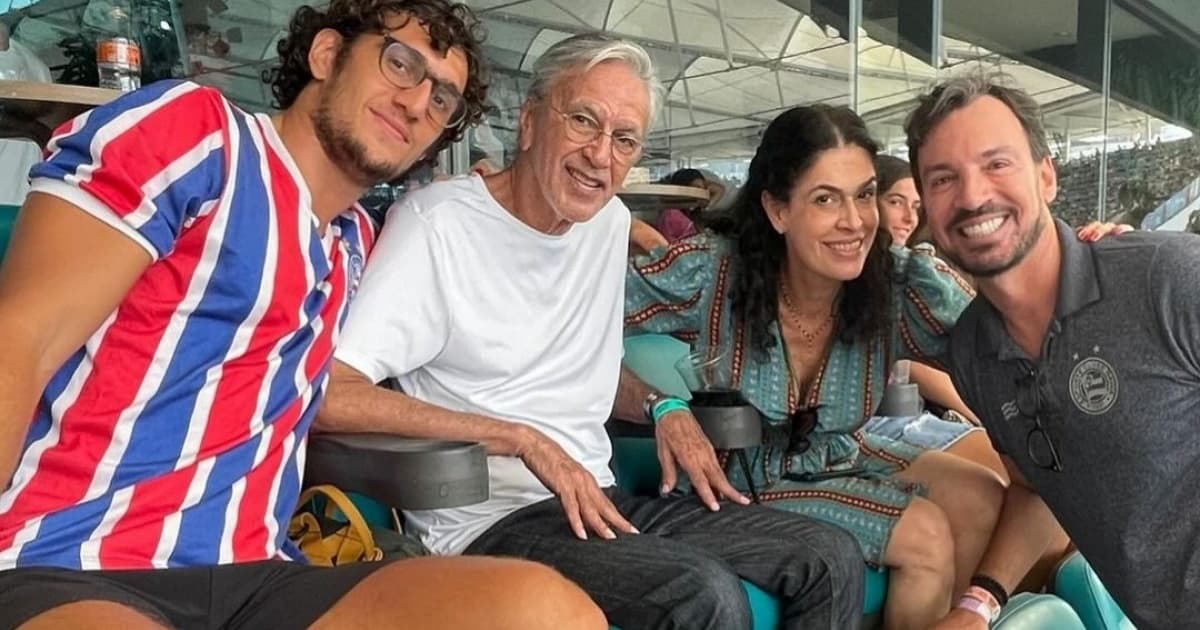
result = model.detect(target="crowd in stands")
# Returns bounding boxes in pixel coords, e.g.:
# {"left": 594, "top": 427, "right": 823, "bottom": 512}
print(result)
{"left": 1052, "top": 136, "right": 1200, "bottom": 225}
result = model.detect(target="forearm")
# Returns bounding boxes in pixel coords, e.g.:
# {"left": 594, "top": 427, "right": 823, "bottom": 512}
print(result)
{"left": 316, "top": 367, "right": 535, "bottom": 457}
{"left": 612, "top": 366, "right": 655, "bottom": 424}
{"left": 0, "top": 377, "right": 38, "bottom": 490}
{"left": 629, "top": 219, "right": 668, "bottom": 255}
{"left": 0, "top": 337, "right": 53, "bottom": 489}
{"left": 973, "top": 482, "right": 1066, "bottom": 592}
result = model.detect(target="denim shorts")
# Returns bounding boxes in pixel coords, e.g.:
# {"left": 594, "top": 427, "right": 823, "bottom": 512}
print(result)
{"left": 860, "top": 412, "right": 982, "bottom": 451}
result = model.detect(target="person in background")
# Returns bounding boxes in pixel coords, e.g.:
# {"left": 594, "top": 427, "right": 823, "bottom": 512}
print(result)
{"left": 875, "top": 155, "right": 923, "bottom": 248}
{"left": 628, "top": 168, "right": 726, "bottom": 254}
{"left": 0, "top": 2, "right": 604, "bottom": 628}
{"left": 656, "top": 168, "right": 725, "bottom": 242}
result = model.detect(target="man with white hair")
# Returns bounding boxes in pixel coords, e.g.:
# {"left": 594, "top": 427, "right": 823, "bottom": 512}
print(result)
{"left": 318, "top": 33, "right": 865, "bottom": 629}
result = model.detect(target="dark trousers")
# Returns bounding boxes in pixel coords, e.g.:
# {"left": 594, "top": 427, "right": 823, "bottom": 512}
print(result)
{"left": 465, "top": 487, "right": 864, "bottom": 630}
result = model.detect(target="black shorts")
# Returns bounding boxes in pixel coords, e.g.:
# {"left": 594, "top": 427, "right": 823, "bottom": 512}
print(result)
{"left": 0, "top": 559, "right": 394, "bottom": 629}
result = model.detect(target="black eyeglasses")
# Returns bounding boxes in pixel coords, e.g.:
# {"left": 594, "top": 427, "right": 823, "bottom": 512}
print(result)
{"left": 547, "top": 105, "right": 645, "bottom": 164}
{"left": 1015, "top": 371, "right": 1063, "bottom": 472}
{"left": 787, "top": 405, "right": 822, "bottom": 454}
{"left": 378, "top": 35, "right": 465, "bottom": 129}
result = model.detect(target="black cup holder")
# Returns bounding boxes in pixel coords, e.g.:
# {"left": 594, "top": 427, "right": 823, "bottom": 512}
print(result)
{"left": 691, "top": 404, "right": 763, "bottom": 450}
{"left": 305, "top": 433, "right": 489, "bottom": 510}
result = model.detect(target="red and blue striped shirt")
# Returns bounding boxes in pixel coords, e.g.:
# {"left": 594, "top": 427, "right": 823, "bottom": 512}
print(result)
{"left": 0, "top": 80, "right": 375, "bottom": 570}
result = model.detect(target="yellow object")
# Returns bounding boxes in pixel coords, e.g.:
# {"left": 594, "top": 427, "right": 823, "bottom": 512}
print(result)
{"left": 289, "top": 485, "right": 385, "bottom": 567}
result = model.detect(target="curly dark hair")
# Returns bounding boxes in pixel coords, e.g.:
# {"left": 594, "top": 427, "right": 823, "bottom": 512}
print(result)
{"left": 262, "top": 0, "right": 490, "bottom": 152}
{"left": 707, "top": 105, "right": 892, "bottom": 356}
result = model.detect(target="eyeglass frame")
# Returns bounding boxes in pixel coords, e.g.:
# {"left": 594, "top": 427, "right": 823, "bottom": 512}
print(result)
{"left": 545, "top": 104, "right": 645, "bottom": 163}
{"left": 377, "top": 34, "right": 466, "bottom": 129}
{"left": 1014, "top": 371, "right": 1064, "bottom": 472}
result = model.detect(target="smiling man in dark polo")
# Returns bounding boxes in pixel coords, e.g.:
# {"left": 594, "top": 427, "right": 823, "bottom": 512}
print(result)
{"left": 906, "top": 75, "right": 1200, "bottom": 630}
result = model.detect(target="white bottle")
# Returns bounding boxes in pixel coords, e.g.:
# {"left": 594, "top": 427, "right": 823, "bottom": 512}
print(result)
{"left": 96, "top": 2, "right": 141, "bottom": 92}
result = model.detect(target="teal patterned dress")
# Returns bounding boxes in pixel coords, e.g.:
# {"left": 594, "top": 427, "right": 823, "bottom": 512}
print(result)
{"left": 625, "top": 234, "right": 977, "bottom": 564}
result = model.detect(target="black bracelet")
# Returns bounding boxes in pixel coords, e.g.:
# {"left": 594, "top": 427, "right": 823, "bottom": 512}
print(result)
{"left": 969, "top": 574, "right": 1010, "bottom": 607}
{"left": 642, "top": 391, "right": 668, "bottom": 423}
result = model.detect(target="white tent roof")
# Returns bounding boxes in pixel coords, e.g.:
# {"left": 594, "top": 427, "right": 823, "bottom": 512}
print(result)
{"left": 3, "top": 0, "right": 1186, "bottom": 161}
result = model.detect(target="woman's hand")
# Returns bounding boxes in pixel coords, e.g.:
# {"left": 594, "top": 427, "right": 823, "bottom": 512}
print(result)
{"left": 1075, "top": 221, "right": 1133, "bottom": 242}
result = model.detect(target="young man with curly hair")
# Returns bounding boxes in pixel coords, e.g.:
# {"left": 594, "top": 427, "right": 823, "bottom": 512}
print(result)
{"left": 0, "top": 1, "right": 604, "bottom": 628}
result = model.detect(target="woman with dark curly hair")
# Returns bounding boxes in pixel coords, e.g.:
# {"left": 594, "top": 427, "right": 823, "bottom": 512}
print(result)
{"left": 623, "top": 105, "right": 1005, "bottom": 630}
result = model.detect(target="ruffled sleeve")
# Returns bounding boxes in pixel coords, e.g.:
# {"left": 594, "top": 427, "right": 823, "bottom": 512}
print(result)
{"left": 624, "top": 234, "right": 728, "bottom": 336}
{"left": 890, "top": 246, "right": 976, "bottom": 368}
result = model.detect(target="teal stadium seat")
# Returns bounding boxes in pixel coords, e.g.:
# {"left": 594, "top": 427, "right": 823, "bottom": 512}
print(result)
{"left": 0, "top": 204, "right": 18, "bottom": 262}
{"left": 993, "top": 592, "right": 1087, "bottom": 630}
{"left": 1052, "top": 551, "right": 1135, "bottom": 630}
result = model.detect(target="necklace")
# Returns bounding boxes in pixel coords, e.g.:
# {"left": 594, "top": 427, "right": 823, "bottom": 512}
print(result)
{"left": 779, "top": 282, "right": 835, "bottom": 348}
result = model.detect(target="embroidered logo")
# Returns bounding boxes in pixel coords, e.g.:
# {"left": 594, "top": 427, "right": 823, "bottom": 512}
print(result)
{"left": 1000, "top": 400, "right": 1019, "bottom": 421}
{"left": 348, "top": 252, "right": 365, "bottom": 299}
{"left": 1068, "top": 357, "right": 1118, "bottom": 415}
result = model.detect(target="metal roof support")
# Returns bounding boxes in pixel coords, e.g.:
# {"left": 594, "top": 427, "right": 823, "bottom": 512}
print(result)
{"left": 665, "top": 0, "right": 697, "bottom": 126}
{"left": 712, "top": 0, "right": 736, "bottom": 68}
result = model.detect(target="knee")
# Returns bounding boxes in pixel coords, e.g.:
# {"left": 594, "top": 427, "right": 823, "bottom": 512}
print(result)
{"left": 19, "top": 601, "right": 167, "bottom": 630}
{"left": 920, "top": 451, "right": 1006, "bottom": 530}
{"left": 667, "top": 557, "right": 752, "bottom": 630}
{"left": 888, "top": 498, "right": 955, "bottom": 575}
{"left": 797, "top": 522, "right": 866, "bottom": 589}
{"left": 491, "top": 560, "right": 607, "bottom": 630}
{"left": 955, "top": 466, "right": 1006, "bottom": 528}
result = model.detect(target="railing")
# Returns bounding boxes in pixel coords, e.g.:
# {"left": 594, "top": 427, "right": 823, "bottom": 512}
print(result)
{"left": 1141, "top": 175, "right": 1200, "bottom": 230}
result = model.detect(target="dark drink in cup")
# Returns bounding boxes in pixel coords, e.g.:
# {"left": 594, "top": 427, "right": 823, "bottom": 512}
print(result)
{"left": 689, "top": 388, "right": 746, "bottom": 407}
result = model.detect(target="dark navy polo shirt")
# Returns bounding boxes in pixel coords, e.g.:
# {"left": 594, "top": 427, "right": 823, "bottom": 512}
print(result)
{"left": 947, "top": 219, "right": 1200, "bottom": 628}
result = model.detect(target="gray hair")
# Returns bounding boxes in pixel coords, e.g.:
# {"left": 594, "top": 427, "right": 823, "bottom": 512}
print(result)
{"left": 527, "top": 33, "right": 665, "bottom": 120}
{"left": 904, "top": 73, "right": 1051, "bottom": 188}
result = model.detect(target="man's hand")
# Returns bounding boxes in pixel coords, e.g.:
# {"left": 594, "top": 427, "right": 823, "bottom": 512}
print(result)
{"left": 519, "top": 429, "right": 638, "bottom": 540}
{"left": 929, "top": 607, "right": 990, "bottom": 630}
{"left": 655, "top": 410, "right": 750, "bottom": 510}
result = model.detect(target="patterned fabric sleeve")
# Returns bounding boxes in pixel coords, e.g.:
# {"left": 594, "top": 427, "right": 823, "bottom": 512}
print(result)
{"left": 891, "top": 245, "right": 976, "bottom": 368}
{"left": 624, "top": 234, "right": 725, "bottom": 337}
{"left": 29, "top": 80, "right": 228, "bottom": 262}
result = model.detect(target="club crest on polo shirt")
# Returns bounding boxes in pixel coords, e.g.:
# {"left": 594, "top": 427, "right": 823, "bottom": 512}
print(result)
{"left": 1069, "top": 356, "right": 1118, "bottom": 415}
{"left": 349, "top": 252, "right": 365, "bottom": 298}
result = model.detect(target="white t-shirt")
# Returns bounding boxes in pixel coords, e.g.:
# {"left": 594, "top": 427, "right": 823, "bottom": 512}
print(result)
{"left": 335, "top": 174, "right": 629, "bottom": 554}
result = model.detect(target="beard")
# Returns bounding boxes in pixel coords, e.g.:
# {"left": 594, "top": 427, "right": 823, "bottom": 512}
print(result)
{"left": 312, "top": 77, "right": 418, "bottom": 187}
{"left": 942, "top": 203, "right": 1048, "bottom": 278}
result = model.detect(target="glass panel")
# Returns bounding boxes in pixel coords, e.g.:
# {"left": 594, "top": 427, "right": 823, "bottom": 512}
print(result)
{"left": 940, "top": 0, "right": 1106, "bottom": 225}
{"left": 1, "top": 0, "right": 301, "bottom": 110}
{"left": 858, "top": 0, "right": 939, "bottom": 154}
{"left": 1109, "top": 4, "right": 1200, "bottom": 231}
